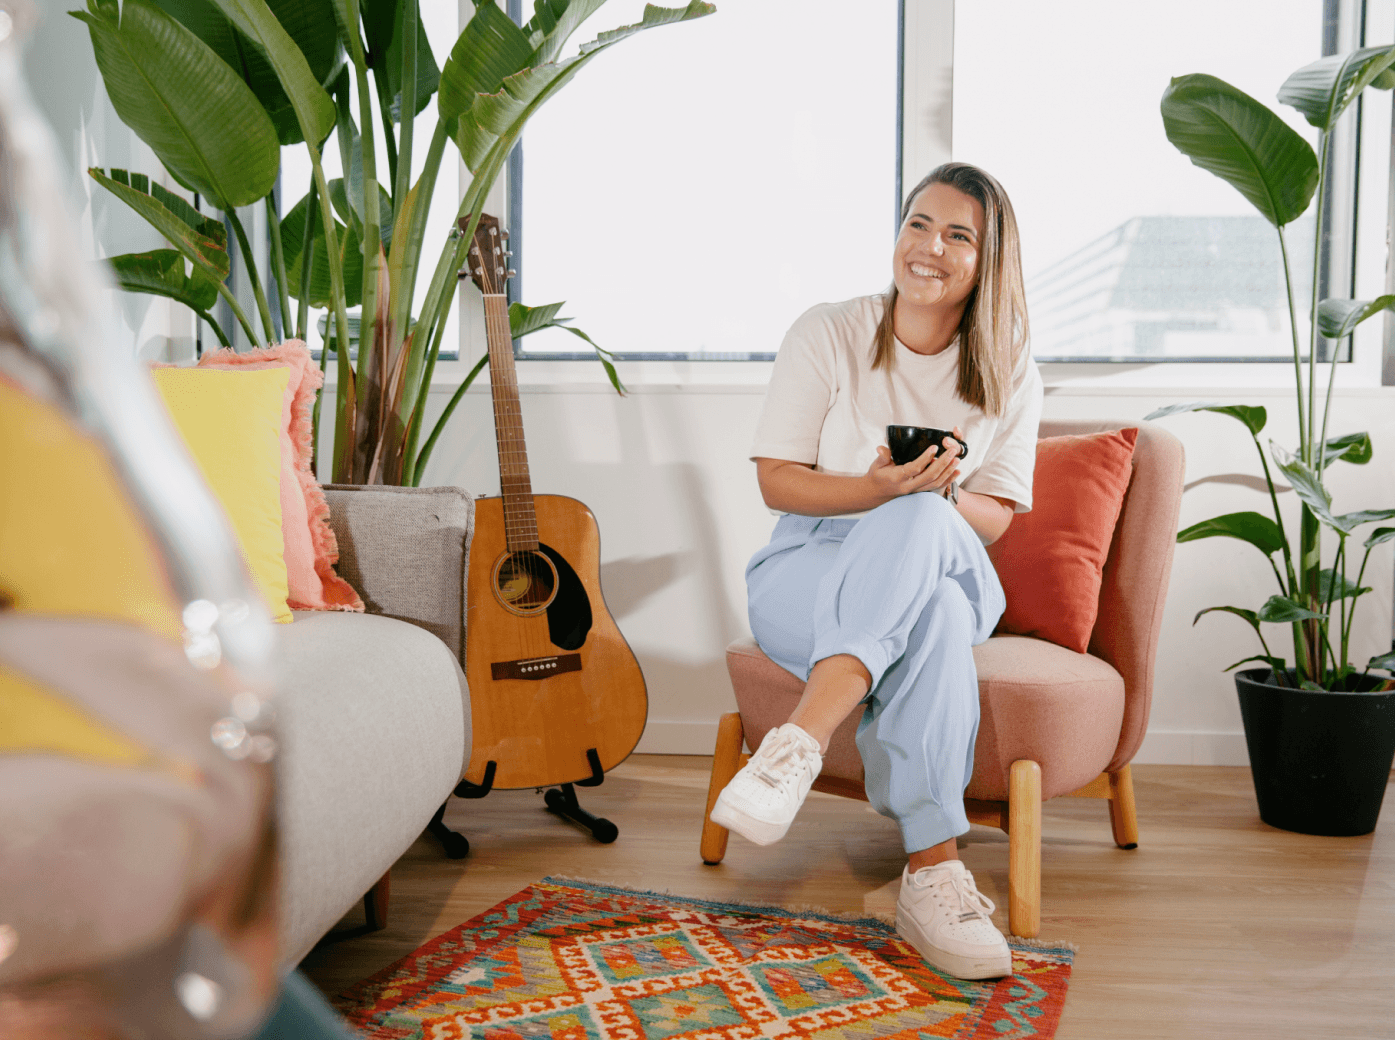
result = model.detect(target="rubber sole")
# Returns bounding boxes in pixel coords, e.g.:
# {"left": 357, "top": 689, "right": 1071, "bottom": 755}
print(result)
{"left": 708, "top": 793, "right": 792, "bottom": 846}
{"left": 894, "top": 909, "right": 1013, "bottom": 981}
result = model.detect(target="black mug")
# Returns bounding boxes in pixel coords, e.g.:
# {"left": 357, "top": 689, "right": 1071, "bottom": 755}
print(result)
{"left": 886, "top": 425, "right": 969, "bottom": 466}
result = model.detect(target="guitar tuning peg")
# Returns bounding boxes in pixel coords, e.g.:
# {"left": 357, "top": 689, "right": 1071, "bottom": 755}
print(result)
{"left": 501, "top": 229, "right": 510, "bottom": 240}
{"left": 506, "top": 269, "right": 516, "bottom": 279}
{"left": 503, "top": 250, "right": 513, "bottom": 258}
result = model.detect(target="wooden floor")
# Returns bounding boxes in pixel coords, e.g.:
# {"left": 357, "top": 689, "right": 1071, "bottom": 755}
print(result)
{"left": 300, "top": 758, "right": 1395, "bottom": 1040}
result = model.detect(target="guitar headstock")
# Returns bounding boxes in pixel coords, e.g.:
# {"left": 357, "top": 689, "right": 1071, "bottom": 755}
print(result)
{"left": 460, "top": 213, "right": 512, "bottom": 296}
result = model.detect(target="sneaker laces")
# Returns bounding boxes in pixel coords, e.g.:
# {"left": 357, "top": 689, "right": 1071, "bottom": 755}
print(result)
{"left": 920, "top": 866, "right": 996, "bottom": 923}
{"left": 751, "top": 728, "right": 818, "bottom": 789}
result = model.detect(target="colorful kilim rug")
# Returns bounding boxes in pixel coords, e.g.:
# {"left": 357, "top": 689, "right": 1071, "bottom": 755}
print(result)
{"left": 333, "top": 877, "right": 1073, "bottom": 1040}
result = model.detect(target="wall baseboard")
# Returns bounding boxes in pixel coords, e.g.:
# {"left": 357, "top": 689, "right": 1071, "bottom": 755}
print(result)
{"left": 636, "top": 720, "right": 1253, "bottom": 767}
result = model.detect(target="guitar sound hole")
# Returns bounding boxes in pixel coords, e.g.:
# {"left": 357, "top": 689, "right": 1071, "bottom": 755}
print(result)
{"left": 493, "top": 551, "right": 559, "bottom": 615}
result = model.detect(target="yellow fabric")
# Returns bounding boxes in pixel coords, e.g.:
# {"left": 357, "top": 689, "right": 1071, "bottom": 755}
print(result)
{"left": 0, "top": 378, "right": 181, "bottom": 639}
{"left": 0, "top": 665, "right": 149, "bottom": 765}
{"left": 151, "top": 366, "right": 292, "bottom": 624}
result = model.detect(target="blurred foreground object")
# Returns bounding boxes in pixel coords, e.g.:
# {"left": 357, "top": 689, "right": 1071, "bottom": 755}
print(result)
{"left": 0, "top": 0, "right": 283, "bottom": 1034}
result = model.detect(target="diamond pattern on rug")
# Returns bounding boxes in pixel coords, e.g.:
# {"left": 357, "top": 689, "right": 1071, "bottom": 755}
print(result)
{"left": 334, "top": 878, "right": 1073, "bottom": 1040}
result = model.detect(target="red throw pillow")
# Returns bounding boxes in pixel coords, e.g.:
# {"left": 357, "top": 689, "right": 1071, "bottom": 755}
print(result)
{"left": 986, "top": 428, "right": 1138, "bottom": 654}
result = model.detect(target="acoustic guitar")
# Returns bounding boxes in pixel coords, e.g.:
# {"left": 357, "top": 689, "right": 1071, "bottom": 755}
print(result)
{"left": 460, "top": 213, "right": 648, "bottom": 798}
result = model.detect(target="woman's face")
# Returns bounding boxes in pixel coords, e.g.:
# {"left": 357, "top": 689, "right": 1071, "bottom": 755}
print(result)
{"left": 891, "top": 182, "right": 984, "bottom": 311}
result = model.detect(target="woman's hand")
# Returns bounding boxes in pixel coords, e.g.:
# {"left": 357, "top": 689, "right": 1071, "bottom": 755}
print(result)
{"left": 864, "top": 426, "right": 964, "bottom": 501}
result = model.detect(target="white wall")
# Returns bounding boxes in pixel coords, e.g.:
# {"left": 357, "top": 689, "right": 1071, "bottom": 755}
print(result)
{"left": 396, "top": 373, "right": 1395, "bottom": 766}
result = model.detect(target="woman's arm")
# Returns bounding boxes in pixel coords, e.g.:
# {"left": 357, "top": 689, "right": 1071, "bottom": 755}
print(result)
{"left": 757, "top": 433, "right": 1017, "bottom": 543}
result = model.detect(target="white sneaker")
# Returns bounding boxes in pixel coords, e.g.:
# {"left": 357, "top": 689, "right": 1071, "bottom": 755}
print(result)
{"left": 709, "top": 723, "right": 823, "bottom": 845}
{"left": 895, "top": 861, "right": 1012, "bottom": 980}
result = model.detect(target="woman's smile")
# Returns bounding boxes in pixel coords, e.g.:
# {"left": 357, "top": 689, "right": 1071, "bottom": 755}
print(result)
{"left": 892, "top": 182, "right": 984, "bottom": 312}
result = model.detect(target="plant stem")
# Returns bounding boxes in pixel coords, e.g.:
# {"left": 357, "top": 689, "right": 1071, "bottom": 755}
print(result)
{"left": 403, "top": 280, "right": 460, "bottom": 482}
{"left": 1308, "top": 131, "right": 1330, "bottom": 469}
{"left": 266, "top": 194, "right": 291, "bottom": 344}
{"left": 196, "top": 310, "right": 232, "bottom": 348}
{"left": 226, "top": 207, "right": 275, "bottom": 347}
{"left": 412, "top": 352, "right": 488, "bottom": 486}
{"left": 1254, "top": 433, "right": 1298, "bottom": 594}
{"left": 1276, "top": 224, "right": 1308, "bottom": 456}
{"left": 296, "top": 187, "right": 318, "bottom": 341}
{"left": 1347, "top": 540, "right": 1375, "bottom": 666}
{"left": 353, "top": 56, "right": 384, "bottom": 481}
{"left": 213, "top": 277, "right": 261, "bottom": 349}
{"left": 375, "top": 80, "right": 399, "bottom": 201}
{"left": 394, "top": 0, "right": 417, "bottom": 216}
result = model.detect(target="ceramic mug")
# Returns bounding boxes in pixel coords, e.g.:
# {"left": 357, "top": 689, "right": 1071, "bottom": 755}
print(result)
{"left": 886, "top": 424, "right": 968, "bottom": 466}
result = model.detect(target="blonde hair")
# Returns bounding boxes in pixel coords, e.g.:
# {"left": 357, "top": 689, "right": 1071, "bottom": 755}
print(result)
{"left": 872, "top": 163, "right": 1028, "bottom": 417}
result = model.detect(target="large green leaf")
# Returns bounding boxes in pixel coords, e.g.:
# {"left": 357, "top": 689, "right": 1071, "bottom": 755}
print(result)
{"left": 1322, "top": 431, "right": 1372, "bottom": 467}
{"left": 1365, "top": 527, "right": 1395, "bottom": 550}
{"left": 1278, "top": 45, "right": 1395, "bottom": 131}
{"left": 206, "top": 0, "right": 337, "bottom": 148}
{"left": 438, "top": 0, "right": 535, "bottom": 130}
{"left": 1257, "top": 595, "right": 1327, "bottom": 623}
{"left": 447, "top": 1, "right": 715, "bottom": 173}
{"left": 1316, "top": 296, "right": 1395, "bottom": 340}
{"left": 328, "top": 176, "right": 394, "bottom": 250}
{"left": 281, "top": 189, "right": 363, "bottom": 306}
{"left": 107, "top": 249, "right": 219, "bottom": 312}
{"left": 1194, "top": 605, "right": 1261, "bottom": 631}
{"left": 362, "top": 0, "right": 439, "bottom": 121}
{"left": 1335, "top": 508, "right": 1395, "bottom": 529}
{"left": 1318, "top": 568, "right": 1372, "bottom": 603}
{"left": 1370, "top": 651, "right": 1395, "bottom": 673}
{"left": 71, "top": 0, "right": 279, "bottom": 209}
{"left": 154, "top": 0, "right": 340, "bottom": 146}
{"left": 89, "top": 168, "right": 231, "bottom": 281}
{"left": 509, "top": 300, "right": 568, "bottom": 337}
{"left": 527, "top": 0, "right": 609, "bottom": 64}
{"left": 1160, "top": 73, "right": 1318, "bottom": 227}
{"left": 1177, "top": 511, "right": 1285, "bottom": 556}
{"left": 1270, "top": 444, "right": 1348, "bottom": 530}
{"left": 1143, "top": 400, "right": 1267, "bottom": 435}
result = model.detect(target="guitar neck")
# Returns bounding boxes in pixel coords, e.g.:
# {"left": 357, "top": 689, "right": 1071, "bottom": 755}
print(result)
{"left": 482, "top": 293, "right": 538, "bottom": 552}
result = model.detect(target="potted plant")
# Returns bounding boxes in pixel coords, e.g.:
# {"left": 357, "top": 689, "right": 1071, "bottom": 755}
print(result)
{"left": 72, "top": 0, "right": 714, "bottom": 485}
{"left": 1147, "top": 46, "right": 1395, "bottom": 836}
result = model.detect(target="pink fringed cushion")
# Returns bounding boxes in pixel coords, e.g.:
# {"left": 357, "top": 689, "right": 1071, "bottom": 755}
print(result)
{"left": 195, "top": 343, "right": 363, "bottom": 613}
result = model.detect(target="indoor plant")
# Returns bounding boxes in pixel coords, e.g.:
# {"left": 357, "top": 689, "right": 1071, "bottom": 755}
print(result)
{"left": 1148, "top": 46, "right": 1395, "bottom": 835}
{"left": 73, "top": 0, "right": 714, "bottom": 485}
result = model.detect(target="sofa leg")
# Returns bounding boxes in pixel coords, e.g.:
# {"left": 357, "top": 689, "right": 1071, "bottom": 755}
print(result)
{"left": 363, "top": 871, "right": 390, "bottom": 932}
{"left": 1007, "top": 759, "right": 1041, "bottom": 939}
{"left": 1108, "top": 763, "right": 1140, "bottom": 849}
{"left": 701, "top": 712, "right": 747, "bottom": 865}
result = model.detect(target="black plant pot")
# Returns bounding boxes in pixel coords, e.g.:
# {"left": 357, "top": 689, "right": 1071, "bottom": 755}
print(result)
{"left": 1235, "top": 668, "right": 1395, "bottom": 836}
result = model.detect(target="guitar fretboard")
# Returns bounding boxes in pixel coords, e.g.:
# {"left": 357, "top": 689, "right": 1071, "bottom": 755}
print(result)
{"left": 483, "top": 293, "right": 538, "bottom": 552}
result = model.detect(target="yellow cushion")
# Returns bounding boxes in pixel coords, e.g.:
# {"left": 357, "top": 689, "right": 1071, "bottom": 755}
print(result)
{"left": 0, "top": 377, "right": 181, "bottom": 639}
{"left": 151, "top": 367, "right": 293, "bottom": 624}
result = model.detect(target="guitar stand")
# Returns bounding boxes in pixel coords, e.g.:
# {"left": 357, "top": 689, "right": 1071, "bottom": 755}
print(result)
{"left": 426, "top": 751, "right": 619, "bottom": 856}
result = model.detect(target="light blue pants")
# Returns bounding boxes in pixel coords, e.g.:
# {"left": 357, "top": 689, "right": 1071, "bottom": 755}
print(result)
{"left": 746, "top": 493, "right": 1005, "bottom": 853}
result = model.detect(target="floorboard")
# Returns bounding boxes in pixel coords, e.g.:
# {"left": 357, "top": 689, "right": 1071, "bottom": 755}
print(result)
{"left": 298, "top": 760, "right": 1395, "bottom": 1040}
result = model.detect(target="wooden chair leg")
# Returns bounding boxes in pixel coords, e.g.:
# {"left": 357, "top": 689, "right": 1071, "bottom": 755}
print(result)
{"left": 1007, "top": 759, "right": 1041, "bottom": 939}
{"left": 1108, "top": 763, "right": 1140, "bottom": 849}
{"left": 700, "top": 712, "right": 748, "bottom": 865}
{"left": 363, "top": 870, "right": 390, "bottom": 932}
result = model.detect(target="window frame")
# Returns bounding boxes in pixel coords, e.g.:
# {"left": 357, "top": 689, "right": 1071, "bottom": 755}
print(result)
{"left": 432, "top": 0, "right": 1393, "bottom": 390}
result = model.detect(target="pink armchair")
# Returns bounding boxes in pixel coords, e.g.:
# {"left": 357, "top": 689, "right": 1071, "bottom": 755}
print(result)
{"left": 699, "top": 419, "right": 1185, "bottom": 937}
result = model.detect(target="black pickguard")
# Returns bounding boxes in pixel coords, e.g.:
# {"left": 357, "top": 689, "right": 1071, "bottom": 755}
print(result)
{"left": 538, "top": 542, "right": 592, "bottom": 651}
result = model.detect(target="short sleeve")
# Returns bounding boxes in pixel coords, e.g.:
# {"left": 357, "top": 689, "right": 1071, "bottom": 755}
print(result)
{"left": 961, "top": 348, "right": 1044, "bottom": 512}
{"left": 749, "top": 305, "right": 840, "bottom": 464}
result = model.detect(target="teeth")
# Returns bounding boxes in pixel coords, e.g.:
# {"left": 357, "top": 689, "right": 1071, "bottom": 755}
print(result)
{"left": 910, "top": 263, "right": 944, "bottom": 278}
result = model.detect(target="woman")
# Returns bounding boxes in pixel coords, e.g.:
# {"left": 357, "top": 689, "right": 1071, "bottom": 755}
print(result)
{"left": 710, "top": 162, "right": 1043, "bottom": 981}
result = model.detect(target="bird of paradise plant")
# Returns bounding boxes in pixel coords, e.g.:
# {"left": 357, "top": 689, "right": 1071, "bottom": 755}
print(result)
{"left": 1150, "top": 44, "right": 1395, "bottom": 690}
{"left": 73, "top": 0, "right": 715, "bottom": 485}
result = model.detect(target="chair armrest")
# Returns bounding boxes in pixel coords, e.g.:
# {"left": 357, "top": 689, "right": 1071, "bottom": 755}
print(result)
{"left": 1037, "top": 419, "right": 1185, "bottom": 770}
{"left": 320, "top": 485, "right": 474, "bottom": 665}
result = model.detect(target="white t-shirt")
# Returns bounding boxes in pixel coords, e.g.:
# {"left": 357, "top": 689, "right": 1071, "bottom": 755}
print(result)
{"left": 750, "top": 295, "right": 1044, "bottom": 518}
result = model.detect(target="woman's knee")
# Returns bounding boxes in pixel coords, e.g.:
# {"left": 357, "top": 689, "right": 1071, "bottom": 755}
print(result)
{"left": 866, "top": 491, "right": 953, "bottom": 529}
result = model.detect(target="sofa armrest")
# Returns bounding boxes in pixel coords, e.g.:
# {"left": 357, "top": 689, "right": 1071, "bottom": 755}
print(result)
{"left": 321, "top": 484, "right": 474, "bottom": 665}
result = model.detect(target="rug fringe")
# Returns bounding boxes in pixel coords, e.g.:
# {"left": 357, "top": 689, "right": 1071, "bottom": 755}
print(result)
{"left": 540, "top": 875, "right": 1076, "bottom": 953}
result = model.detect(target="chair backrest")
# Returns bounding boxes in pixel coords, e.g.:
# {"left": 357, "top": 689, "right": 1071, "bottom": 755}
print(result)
{"left": 1037, "top": 420, "right": 1184, "bottom": 770}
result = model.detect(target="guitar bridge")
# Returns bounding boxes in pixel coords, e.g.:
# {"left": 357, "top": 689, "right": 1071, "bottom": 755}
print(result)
{"left": 491, "top": 653, "right": 582, "bottom": 681}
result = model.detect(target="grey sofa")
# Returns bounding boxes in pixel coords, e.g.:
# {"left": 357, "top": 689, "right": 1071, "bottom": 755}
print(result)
{"left": 273, "top": 484, "right": 475, "bottom": 965}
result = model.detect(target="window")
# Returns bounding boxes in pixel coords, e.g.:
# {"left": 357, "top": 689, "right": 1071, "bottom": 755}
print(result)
{"left": 509, "top": 0, "right": 900, "bottom": 361}
{"left": 953, "top": 0, "right": 1345, "bottom": 362}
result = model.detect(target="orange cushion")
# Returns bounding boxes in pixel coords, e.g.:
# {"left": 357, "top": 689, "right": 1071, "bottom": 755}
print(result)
{"left": 986, "top": 428, "right": 1138, "bottom": 654}
{"left": 193, "top": 343, "right": 362, "bottom": 613}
